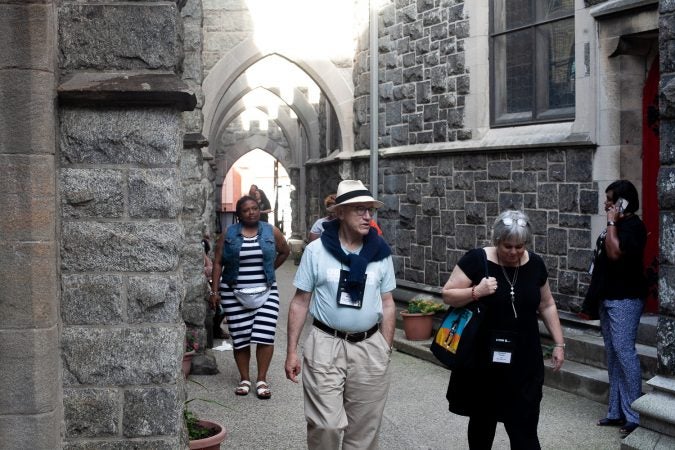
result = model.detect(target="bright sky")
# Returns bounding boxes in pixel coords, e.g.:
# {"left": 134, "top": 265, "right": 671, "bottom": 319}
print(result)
{"left": 246, "top": 0, "right": 357, "bottom": 60}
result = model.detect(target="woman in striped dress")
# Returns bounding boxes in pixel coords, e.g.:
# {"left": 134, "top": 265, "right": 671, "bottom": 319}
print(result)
{"left": 209, "top": 195, "right": 290, "bottom": 399}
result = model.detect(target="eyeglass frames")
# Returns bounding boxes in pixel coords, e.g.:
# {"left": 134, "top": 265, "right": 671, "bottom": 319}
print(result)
{"left": 351, "top": 205, "right": 376, "bottom": 216}
{"left": 502, "top": 217, "right": 528, "bottom": 227}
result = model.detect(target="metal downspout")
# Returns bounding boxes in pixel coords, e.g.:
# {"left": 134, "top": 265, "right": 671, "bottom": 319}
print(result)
{"left": 369, "top": 1, "right": 379, "bottom": 200}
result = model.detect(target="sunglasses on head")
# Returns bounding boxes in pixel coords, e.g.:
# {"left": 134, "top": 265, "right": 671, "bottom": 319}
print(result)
{"left": 502, "top": 217, "right": 528, "bottom": 227}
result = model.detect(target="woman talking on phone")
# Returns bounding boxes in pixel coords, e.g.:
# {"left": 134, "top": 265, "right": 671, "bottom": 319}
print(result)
{"left": 586, "top": 180, "right": 647, "bottom": 436}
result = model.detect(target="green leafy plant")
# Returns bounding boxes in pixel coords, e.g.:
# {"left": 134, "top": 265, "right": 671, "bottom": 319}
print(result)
{"left": 184, "top": 379, "right": 229, "bottom": 441}
{"left": 184, "top": 408, "right": 214, "bottom": 441}
{"left": 406, "top": 297, "right": 445, "bottom": 314}
{"left": 185, "top": 328, "right": 199, "bottom": 353}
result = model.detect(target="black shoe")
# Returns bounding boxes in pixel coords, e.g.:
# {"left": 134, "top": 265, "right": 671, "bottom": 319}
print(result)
{"left": 597, "top": 418, "right": 626, "bottom": 427}
{"left": 620, "top": 422, "right": 638, "bottom": 435}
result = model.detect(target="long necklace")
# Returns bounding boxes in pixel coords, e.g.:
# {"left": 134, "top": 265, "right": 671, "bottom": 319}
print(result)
{"left": 498, "top": 255, "right": 520, "bottom": 318}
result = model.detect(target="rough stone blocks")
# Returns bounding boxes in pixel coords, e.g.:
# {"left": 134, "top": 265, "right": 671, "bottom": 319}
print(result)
{"left": 61, "top": 326, "right": 182, "bottom": 386}
{"left": 58, "top": 3, "right": 180, "bottom": 71}
{"left": 61, "top": 222, "right": 182, "bottom": 272}
{"left": 60, "top": 108, "right": 182, "bottom": 166}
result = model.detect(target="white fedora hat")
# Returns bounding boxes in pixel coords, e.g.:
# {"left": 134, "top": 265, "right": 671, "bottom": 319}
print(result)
{"left": 328, "top": 179, "right": 384, "bottom": 211}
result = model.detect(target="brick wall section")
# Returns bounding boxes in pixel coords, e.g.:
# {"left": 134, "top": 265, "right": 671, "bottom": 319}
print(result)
{"left": 353, "top": 0, "right": 471, "bottom": 150}
{"left": 659, "top": 1, "right": 675, "bottom": 376}
{"left": 0, "top": 2, "right": 62, "bottom": 449}
{"left": 308, "top": 146, "right": 598, "bottom": 313}
{"left": 57, "top": 2, "right": 188, "bottom": 448}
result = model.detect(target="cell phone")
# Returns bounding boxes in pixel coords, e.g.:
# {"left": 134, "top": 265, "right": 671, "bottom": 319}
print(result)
{"left": 617, "top": 198, "right": 628, "bottom": 214}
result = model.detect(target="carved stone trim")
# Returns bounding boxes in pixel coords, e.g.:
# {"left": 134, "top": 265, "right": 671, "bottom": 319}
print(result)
{"left": 58, "top": 72, "right": 197, "bottom": 111}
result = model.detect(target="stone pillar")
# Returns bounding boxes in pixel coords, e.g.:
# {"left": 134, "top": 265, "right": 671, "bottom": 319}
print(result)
{"left": 622, "top": 3, "right": 675, "bottom": 448}
{"left": 0, "top": 2, "right": 61, "bottom": 449}
{"left": 57, "top": 1, "right": 196, "bottom": 447}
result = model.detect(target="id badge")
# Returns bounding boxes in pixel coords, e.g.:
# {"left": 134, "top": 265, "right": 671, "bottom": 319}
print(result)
{"left": 335, "top": 269, "right": 366, "bottom": 309}
{"left": 490, "top": 330, "right": 517, "bottom": 365}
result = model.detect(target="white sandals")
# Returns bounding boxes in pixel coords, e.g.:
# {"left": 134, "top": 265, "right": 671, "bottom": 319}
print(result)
{"left": 235, "top": 380, "right": 251, "bottom": 396}
{"left": 255, "top": 381, "right": 271, "bottom": 400}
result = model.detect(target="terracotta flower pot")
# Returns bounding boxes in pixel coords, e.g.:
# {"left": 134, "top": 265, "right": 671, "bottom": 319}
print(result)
{"left": 188, "top": 420, "right": 227, "bottom": 450}
{"left": 182, "top": 350, "right": 196, "bottom": 378}
{"left": 400, "top": 311, "right": 435, "bottom": 340}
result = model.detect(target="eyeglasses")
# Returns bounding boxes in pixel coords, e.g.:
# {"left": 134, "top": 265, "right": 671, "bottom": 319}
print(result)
{"left": 351, "top": 205, "right": 376, "bottom": 216}
{"left": 502, "top": 217, "right": 528, "bottom": 227}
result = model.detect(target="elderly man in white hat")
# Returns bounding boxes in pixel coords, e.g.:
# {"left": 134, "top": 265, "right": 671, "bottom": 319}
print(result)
{"left": 285, "top": 179, "right": 396, "bottom": 449}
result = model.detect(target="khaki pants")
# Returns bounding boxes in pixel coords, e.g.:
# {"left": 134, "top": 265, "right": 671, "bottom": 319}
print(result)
{"left": 302, "top": 326, "right": 392, "bottom": 450}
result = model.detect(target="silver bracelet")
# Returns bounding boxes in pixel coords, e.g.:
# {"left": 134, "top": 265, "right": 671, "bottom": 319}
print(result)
{"left": 553, "top": 343, "right": 566, "bottom": 348}
{"left": 209, "top": 291, "right": 218, "bottom": 296}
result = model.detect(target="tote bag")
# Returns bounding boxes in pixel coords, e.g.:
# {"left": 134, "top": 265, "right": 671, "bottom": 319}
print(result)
{"left": 431, "top": 249, "right": 488, "bottom": 370}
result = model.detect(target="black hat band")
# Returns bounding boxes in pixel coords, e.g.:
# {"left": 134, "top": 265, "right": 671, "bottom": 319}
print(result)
{"left": 335, "top": 189, "right": 372, "bottom": 204}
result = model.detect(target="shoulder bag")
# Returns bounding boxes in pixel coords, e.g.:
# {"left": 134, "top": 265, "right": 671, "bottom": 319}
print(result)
{"left": 431, "top": 249, "right": 488, "bottom": 370}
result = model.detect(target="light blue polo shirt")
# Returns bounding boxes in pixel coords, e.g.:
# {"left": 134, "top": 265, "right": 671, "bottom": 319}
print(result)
{"left": 294, "top": 239, "right": 396, "bottom": 333}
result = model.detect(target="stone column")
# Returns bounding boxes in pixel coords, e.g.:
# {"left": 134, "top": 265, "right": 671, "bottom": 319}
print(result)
{"left": 57, "top": 2, "right": 196, "bottom": 447}
{"left": 0, "top": 2, "right": 61, "bottom": 449}
{"left": 623, "top": 3, "right": 675, "bottom": 448}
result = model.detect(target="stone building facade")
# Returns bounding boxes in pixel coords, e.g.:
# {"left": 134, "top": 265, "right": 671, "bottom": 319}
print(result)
{"left": 1, "top": 0, "right": 675, "bottom": 448}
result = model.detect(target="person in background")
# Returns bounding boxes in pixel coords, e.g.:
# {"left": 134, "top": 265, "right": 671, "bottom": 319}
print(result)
{"left": 202, "top": 236, "right": 213, "bottom": 280}
{"left": 258, "top": 189, "right": 273, "bottom": 222}
{"left": 441, "top": 210, "right": 565, "bottom": 449}
{"left": 285, "top": 179, "right": 396, "bottom": 449}
{"left": 369, "top": 219, "right": 383, "bottom": 236}
{"left": 308, "top": 193, "right": 336, "bottom": 242}
{"left": 249, "top": 184, "right": 273, "bottom": 222}
{"left": 205, "top": 234, "right": 229, "bottom": 340}
{"left": 586, "top": 180, "right": 646, "bottom": 436}
{"left": 210, "top": 195, "right": 290, "bottom": 399}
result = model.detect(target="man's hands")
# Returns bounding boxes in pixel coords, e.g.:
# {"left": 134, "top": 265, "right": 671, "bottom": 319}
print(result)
{"left": 285, "top": 351, "right": 301, "bottom": 383}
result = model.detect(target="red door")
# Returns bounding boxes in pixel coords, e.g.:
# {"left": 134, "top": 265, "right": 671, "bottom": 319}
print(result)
{"left": 642, "top": 57, "right": 659, "bottom": 314}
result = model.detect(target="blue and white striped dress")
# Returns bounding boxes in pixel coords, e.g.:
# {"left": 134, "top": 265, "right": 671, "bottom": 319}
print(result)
{"left": 219, "top": 235, "right": 280, "bottom": 349}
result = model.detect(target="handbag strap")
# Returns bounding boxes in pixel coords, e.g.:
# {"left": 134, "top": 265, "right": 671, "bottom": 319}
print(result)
{"left": 482, "top": 248, "right": 489, "bottom": 278}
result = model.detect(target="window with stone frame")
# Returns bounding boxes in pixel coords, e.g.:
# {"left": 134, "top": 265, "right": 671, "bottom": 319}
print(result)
{"left": 490, "top": 0, "right": 575, "bottom": 126}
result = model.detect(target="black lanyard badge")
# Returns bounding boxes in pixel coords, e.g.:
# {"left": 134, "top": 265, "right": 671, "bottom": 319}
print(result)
{"left": 336, "top": 269, "right": 366, "bottom": 309}
{"left": 489, "top": 330, "right": 517, "bottom": 365}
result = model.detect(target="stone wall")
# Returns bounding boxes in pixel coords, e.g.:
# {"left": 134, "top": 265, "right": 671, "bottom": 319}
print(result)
{"left": 57, "top": 1, "right": 191, "bottom": 448}
{"left": 308, "top": 145, "right": 598, "bottom": 313}
{"left": 659, "top": 0, "right": 675, "bottom": 376}
{"left": 180, "top": 0, "right": 214, "bottom": 367}
{"left": 0, "top": 1, "right": 61, "bottom": 448}
{"left": 202, "top": 0, "right": 254, "bottom": 74}
{"left": 353, "top": 0, "right": 471, "bottom": 150}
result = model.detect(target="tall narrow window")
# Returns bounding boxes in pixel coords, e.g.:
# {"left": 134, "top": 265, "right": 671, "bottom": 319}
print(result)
{"left": 491, "top": 0, "right": 575, "bottom": 126}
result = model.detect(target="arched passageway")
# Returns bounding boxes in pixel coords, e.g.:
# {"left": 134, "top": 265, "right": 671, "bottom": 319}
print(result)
{"left": 203, "top": 37, "right": 355, "bottom": 237}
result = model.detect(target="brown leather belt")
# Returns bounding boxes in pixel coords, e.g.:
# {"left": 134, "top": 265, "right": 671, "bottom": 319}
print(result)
{"left": 313, "top": 319, "right": 378, "bottom": 343}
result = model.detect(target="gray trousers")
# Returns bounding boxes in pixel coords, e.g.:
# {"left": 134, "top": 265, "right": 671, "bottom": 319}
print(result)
{"left": 302, "top": 326, "right": 392, "bottom": 450}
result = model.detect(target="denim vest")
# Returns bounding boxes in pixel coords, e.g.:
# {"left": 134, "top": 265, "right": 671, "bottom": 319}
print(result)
{"left": 221, "top": 221, "right": 277, "bottom": 287}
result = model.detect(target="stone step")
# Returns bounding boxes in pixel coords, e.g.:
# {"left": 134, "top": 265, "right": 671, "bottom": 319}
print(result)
{"left": 392, "top": 328, "right": 653, "bottom": 407}
{"left": 540, "top": 317, "right": 658, "bottom": 380}
{"left": 543, "top": 360, "right": 652, "bottom": 405}
{"left": 392, "top": 290, "right": 659, "bottom": 407}
{"left": 555, "top": 310, "right": 658, "bottom": 347}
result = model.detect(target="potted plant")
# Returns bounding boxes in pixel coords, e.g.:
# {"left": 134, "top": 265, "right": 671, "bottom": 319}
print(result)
{"left": 183, "top": 328, "right": 199, "bottom": 378}
{"left": 185, "top": 381, "right": 228, "bottom": 450}
{"left": 400, "top": 296, "right": 445, "bottom": 340}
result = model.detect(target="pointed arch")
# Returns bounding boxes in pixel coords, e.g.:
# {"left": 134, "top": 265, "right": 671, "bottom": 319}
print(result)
{"left": 215, "top": 103, "right": 300, "bottom": 159}
{"left": 211, "top": 84, "right": 317, "bottom": 159}
{"left": 202, "top": 36, "right": 354, "bottom": 152}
